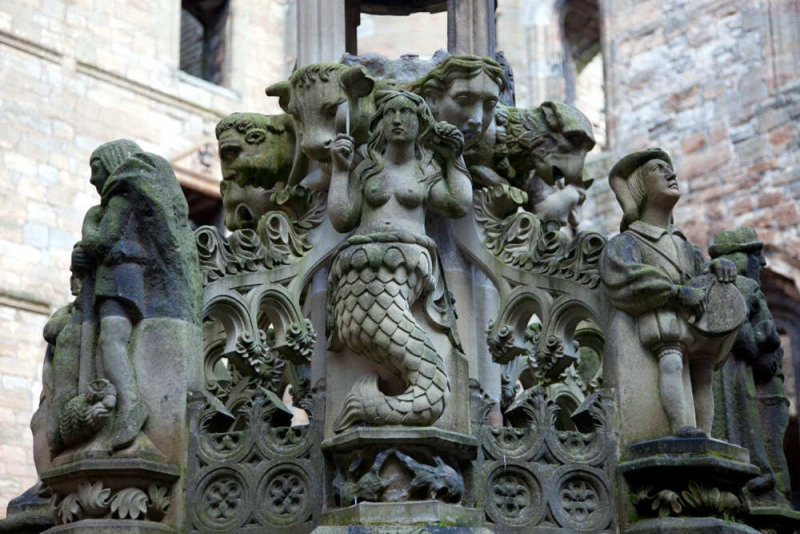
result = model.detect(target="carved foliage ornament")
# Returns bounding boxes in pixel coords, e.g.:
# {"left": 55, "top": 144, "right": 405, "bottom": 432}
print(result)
{"left": 474, "top": 187, "right": 607, "bottom": 287}
{"left": 54, "top": 482, "right": 169, "bottom": 524}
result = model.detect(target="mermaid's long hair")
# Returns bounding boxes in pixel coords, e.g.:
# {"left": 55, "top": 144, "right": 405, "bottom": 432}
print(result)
{"left": 355, "top": 91, "right": 443, "bottom": 186}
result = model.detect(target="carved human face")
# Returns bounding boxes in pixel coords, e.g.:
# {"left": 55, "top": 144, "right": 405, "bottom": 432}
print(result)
{"left": 382, "top": 96, "right": 419, "bottom": 144}
{"left": 642, "top": 158, "right": 679, "bottom": 207}
{"left": 428, "top": 72, "right": 500, "bottom": 148}
{"left": 89, "top": 158, "right": 110, "bottom": 193}
{"left": 746, "top": 250, "right": 767, "bottom": 281}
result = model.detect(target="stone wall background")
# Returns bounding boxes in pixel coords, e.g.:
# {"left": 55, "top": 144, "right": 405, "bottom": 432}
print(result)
{"left": 1, "top": 0, "right": 798, "bottom": 515}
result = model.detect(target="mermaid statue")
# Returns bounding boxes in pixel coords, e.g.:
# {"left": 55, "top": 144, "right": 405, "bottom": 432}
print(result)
{"left": 327, "top": 90, "right": 472, "bottom": 431}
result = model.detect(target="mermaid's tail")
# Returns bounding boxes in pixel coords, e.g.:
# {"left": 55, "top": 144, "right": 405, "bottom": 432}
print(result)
{"left": 330, "top": 240, "right": 450, "bottom": 431}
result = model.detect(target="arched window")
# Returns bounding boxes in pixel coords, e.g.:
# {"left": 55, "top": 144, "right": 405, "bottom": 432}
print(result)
{"left": 561, "top": 0, "right": 606, "bottom": 149}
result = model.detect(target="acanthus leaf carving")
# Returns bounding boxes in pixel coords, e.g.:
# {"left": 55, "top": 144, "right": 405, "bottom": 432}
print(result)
{"left": 110, "top": 487, "right": 148, "bottom": 520}
{"left": 196, "top": 227, "right": 285, "bottom": 283}
{"left": 76, "top": 481, "right": 111, "bottom": 517}
{"left": 52, "top": 482, "right": 172, "bottom": 524}
{"left": 631, "top": 480, "right": 744, "bottom": 522}
{"left": 256, "top": 187, "right": 327, "bottom": 262}
{"left": 504, "top": 385, "right": 559, "bottom": 429}
{"left": 473, "top": 187, "right": 607, "bottom": 287}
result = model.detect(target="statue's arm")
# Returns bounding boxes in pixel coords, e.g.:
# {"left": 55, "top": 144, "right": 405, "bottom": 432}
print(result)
{"left": 600, "top": 234, "right": 678, "bottom": 316}
{"left": 428, "top": 156, "right": 472, "bottom": 219}
{"left": 328, "top": 134, "right": 361, "bottom": 233}
{"left": 81, "top": 196, "right": 132, "bottom": 258}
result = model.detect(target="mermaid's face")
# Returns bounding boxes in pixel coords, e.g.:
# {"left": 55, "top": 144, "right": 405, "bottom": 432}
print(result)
{"left": 383, "top": 96, "right": 419, "bottom": 144}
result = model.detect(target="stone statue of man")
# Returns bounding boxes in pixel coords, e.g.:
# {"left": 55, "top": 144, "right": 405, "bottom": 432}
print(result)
{"left": 709, "top": 227, "right": 792, "bottom": 505}
{"left": 600, "top": 148, "right": 743, "bottom": 438}
{"left": 72, "top": 139, "right": 201, "bottom": 451}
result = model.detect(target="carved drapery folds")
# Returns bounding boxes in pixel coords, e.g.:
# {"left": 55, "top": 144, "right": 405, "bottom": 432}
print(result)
{"left": 27, "top": 140, "right": 202, "bottom": 532}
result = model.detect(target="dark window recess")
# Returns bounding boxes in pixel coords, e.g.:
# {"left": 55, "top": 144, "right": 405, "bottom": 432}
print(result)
{"left": 180, "top": 0, "right": 229, "bottom": 85}
{"left": 182, "top": 186, "right": 224, "bottom": 231}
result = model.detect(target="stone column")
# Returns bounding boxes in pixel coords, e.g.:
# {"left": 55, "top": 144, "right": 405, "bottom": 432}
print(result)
{"left": 446, "top": 0, "right": 496, "bottom": 56}
{"left": 297, "top": 0, "right": 346, "bottom": 66}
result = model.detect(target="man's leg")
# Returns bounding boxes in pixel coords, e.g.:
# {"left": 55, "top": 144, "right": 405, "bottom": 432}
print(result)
{"left": 98, "top": 300, "right": 148, "bottom": 450}
{"left": 689, "top": 357, "right": 714, "bottom": 434}
{"left": 657, "top": 344, "right": 688, "bottom": 435}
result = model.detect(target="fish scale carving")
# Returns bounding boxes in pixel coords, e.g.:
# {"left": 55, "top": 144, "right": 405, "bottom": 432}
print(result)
{"left": 331, "top": 244, "right": 450, "bottom": 431}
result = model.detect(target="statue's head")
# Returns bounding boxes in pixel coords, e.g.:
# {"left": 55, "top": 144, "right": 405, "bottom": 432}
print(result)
{"left": 709, "top": 227, "right": 766, "bottom": 280}
{"left": 266, "top": 64, "right": 375, "bottom": 163}
{"left": 504, "top": 102, "right": 596, "bottom": 188}
{"left": 608, "top": 148, "right": 676, "bottom": 231}
{"left": 369, "top": 91, "right": 437, "bottom": 148}
{"left": 90, "top": 139, "right": 142, "bottom": 192}
{"left": 409, "top": 55, "right": 506, "bottom": 149}
{"left": 215, "top": 113, "right": 295, "bottom": 189}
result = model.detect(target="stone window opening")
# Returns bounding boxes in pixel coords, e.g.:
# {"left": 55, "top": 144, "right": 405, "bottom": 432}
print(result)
{"left": 560, "top": 0, "right": 606, "bottom": 150}
{"left": 179, "top": 0, "right": 230, "bottom": 85}
{"left": 345, "top": 1, "right": 449, "bottom": 59}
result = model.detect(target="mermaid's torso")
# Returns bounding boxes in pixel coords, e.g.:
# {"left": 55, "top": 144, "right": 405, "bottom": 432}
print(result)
{"left": 363, "top": 167, "right": 426, "bottom": 209}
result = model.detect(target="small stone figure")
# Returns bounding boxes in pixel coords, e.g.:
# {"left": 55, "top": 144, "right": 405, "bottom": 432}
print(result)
{"left": 266, "top": 63, "right": 376, "bottom": 189}
{"left": 328, "top": 91, "right": 471, "bottom": 431}
{"left": 39, "top": 268, "right": 93, "bottom": 457}
{"left": 393, "top": 451, "right": 463, "bottom": 503}
{"left": 409, "top": 56, "right": 595, "bottom": 233}
{"left": 709, "top": 227, "right": 792, "bottom": 505}
{"left": 71, "top": 139, "right": 201, "bottom": 451}
{"left": 333, "top": 449, "right": 398, "bottom": 506}
{"left": 600, "top": 148, "right": 744, "bottom": 438}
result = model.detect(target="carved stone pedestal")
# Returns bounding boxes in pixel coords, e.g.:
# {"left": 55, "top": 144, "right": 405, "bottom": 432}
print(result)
{"left": 322, "top": 428, "right": 478, "bottom": 528}
{"left": 619, "top": 437, "right": 759, "bottom": 533}
{"left": 626, "top": 517, "right": 760, "bottom": 533}
{"left": 322, "top": 427, "right": 478, "bottom": 457}
{"left": 0, "top": 484, "right": 54, "bottom": 533}
{"left": 41, "top": 459, "right": 179, "bottom": 533}
{"left": 316, "top": 501, "right": 489, "bottom": 532}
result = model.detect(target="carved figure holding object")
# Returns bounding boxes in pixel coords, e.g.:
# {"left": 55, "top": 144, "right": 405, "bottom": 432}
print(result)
{"left": 600, "top": 148, "right": 745, "bottom": 438}
{"left": 328, "top": 91, "right": 471, "bottom": 431}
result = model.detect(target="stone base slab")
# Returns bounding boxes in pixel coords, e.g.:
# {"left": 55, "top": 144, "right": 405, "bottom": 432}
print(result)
{"left": 627, "top": 517, "right": 760, "bottom": 533}
{"left": 322, "top": 427, "right": 478, "bottom": 460}
{"left": 320, "top": 501, "right": 484, "bottom": 528}
{"left": 45, "top": 519, "right": 175, "bottom": 533}
{"left": 312, "top": 528, "right": 492, "bottom": 534}
{"left": 620, "top": 437, "right": 759, "bottom": 490}
{"left": 42, "top": 458, "right": 179, "bottom": 495}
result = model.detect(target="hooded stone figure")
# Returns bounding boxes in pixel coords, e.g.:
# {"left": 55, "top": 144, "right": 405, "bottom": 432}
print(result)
{"left": 71, "top": 139, "right": 201, "bottom": 451}
{"left": 599, "top": 148, "right": 744, "bottom": 439}
{"left": 709, "top": 227, "right": 792, "bottom": 505}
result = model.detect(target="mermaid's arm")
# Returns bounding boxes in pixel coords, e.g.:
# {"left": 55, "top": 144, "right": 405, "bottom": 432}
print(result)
{"left": 428, "top": 154, "right": 472, "bottom": 219}
{"left": 328, "top": 133, "right": 362, "bottom": 232}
